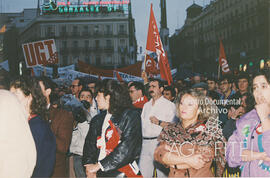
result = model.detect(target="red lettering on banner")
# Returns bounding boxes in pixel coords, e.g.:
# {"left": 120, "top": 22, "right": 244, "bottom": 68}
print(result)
{"left": 23, "top": 44, "right": 37, "bottom": 66}
{"left": 34, "top": 42, "right": 47, "bottom": 65}
{"left": 29, "top": 43, "right": 37, "bottom": 65}
{"left": 22, "top": 39, "right": 58, "bottom": 68}
{"left": 44, "top": 40, "right": 54, "bottom": 58}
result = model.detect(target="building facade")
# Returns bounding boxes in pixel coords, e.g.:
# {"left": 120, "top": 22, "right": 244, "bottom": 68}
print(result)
{"left": 19, "top": 0, "right": 137, "bottom": 68}
{"left": 170, "top": 0, "right": 270, "bottom": 74}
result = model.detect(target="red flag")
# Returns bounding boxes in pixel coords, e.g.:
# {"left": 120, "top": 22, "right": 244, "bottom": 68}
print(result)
{"left": 145, "top": 54, "right": 159, "bottom": 75}
{"left": 145, "top": 4, "right": 172, "bottom": 85}
{"left": 104, "top": 120, "right": 142, "bottom": 177}
{"left": 219, "top": 40, "right": 230, "bottom": 74}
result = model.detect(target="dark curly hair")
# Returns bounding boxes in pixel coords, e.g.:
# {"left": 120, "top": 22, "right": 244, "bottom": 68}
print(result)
{"left": 10, "top": 76, "right": 48, "bottom": 121}
{"left": 98, "top": 80, "right": 133, "bottom": 116}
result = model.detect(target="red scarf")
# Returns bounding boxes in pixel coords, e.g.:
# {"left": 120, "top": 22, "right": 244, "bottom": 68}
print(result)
{"left": 133, "top": 96, "right": 148, "bottom": 109}
{"left": 99, "top": 120, "right": 142, "bottom": 177}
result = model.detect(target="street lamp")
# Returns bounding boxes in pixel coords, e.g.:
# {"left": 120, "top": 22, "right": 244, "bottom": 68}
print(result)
{"left": 239, "top": 64, "right": 242, "bottom": 71}
{"left": 260, "top": 59, "right": 265, "bottom": 69}
{"left": 243, "top": 64, "right": 247, "bottom": 72}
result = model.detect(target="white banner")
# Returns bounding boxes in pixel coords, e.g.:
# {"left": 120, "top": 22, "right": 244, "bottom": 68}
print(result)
{"left": 60, "top": 70, "right": 99, "bottom": 81}
{"left": 117, "top": 71, "right": 143, "bottom": 82}
{"left": 32, "top": 66, "right": 177, "bottom": 84}
{"left": 22, "top": 39, "right": 58, "bottom": 68}
{"left": 33, "top": 64, "right": 75, "bottom": 78}
{"left": 58, "top": 64, "right": 75, "bottom": 73}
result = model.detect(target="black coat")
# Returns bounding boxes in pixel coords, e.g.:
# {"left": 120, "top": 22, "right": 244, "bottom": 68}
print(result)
{"left": 82, "top": 109, "right": 142, "bottom": 177}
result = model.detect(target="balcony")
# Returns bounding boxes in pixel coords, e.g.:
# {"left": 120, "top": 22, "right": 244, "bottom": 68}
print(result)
{"left": 117, "top": 31, "right": 128, "bottom": 37}
{"left": 59, "top": 32, "right": 68, "bottom": 38}
{"left": 45, "top": 32, "right": 55, "bottom": 38}
{"left": 82, "top": 47, "right": 92, "bottom": 53}
{"left": 71, "top": 32, "right": 80, "bottom": 37}
{"left": 118, "top": 47, "right": 128, "bottom": 54}
{"left": 104, "top": 46, "right": 114, "bottom": 53}
{"left": 104, "top": 31, "right": 113, "bottom": 37}
{"left": 82, "top": 31, "right": 90, "bottom": 37}
{"left": 93, "top": 47, "right": 103, "bottom": 52}
{"left": 93, "top": 32, "right": 103, "bottom": 37}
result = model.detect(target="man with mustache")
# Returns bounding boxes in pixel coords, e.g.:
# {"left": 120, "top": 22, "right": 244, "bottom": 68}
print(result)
{"left": 139, "top": 78, "right": 176, "bottom": 177}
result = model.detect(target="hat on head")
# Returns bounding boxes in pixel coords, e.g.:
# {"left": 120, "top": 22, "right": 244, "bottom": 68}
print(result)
{"left": 191, "top": 82, "right": 208, "bottom": 90}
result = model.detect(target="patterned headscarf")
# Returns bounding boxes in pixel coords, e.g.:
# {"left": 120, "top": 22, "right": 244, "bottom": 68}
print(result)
{"left": 158, "top": 117, "right": 226, "bottom": 177}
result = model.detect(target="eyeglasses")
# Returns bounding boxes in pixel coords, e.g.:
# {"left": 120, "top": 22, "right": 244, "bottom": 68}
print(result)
{"left": 71, "top": 85, "right": 79, "bottom": 88}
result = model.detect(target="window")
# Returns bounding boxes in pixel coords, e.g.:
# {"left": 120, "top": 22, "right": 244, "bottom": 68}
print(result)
{"left": 73, "top": 41, "right": 78, "bottom": 48}
{"left": 47, "top": 26, "right": 52, "bottom": 35}
{"left": 106, "top": 40, "right": 112, "bottom": 48}
{"left": 61, "top": 26, "right": 66, "bottom": 33}
{"left": 106, "top": 55, "right": 112, "bottom": 64}
{"left": 121, "top": 56, "right": 125, "bottom": 65}
{"left": 62, "top": 41, "right": 67, "bottom": 48}
{"left": 95, "top": 40, "right": 100, "bottom": 48}
{"left": 94, "top": 25, "right": 99, "bottom": 34}
{"left": 83, "top": 26, "right": 88, "bottom": 35}
{"left": 85, "top": 56, "right": 91, "bottom": 64}
{"left": 63, "top": 56, "right": 68, "bottom": 66}
{"left": 73, "top": 26, "right": 78, "bottom": 33}
{"left": 119, "top": 24, "right": 125, "bottom": 34}
{"left": 73, "top": 56, "right": 79, "bottom": 63}
{"left": 96, "top": 56, "right": 101, "bottom": 65}
{"left": 106, "top": 25, "right": 112, "bottom": 35}
{"left": 120, "top": 39, "right": 125, "bottom": 47}
{"left": 83, "top": 26, "right": 88, "bottom": 32}
{"left": 84, "top": 40, "right": 89, "bottom": 48}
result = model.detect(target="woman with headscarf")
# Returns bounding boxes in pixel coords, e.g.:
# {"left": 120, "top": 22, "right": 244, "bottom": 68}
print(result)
{"left": 10, "top": 77, "right": 56, "bottom": 177}
{"left": 0, "top": 90, "right": 36, "bottom": 178}
{"left": 154, "top": 89, "right": 226, "bottom": 177}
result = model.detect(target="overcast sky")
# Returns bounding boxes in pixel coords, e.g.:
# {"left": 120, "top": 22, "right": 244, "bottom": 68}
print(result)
{"left": 1, "top": 0, "right": 211, "bottom": 53}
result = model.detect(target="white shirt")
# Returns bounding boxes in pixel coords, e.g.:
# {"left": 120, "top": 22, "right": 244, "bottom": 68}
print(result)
{"left": 98, "top": 112, "right": 112, "bottom": 161}
{"left": 141, "top": 96, "right": 176, "bottom": 137}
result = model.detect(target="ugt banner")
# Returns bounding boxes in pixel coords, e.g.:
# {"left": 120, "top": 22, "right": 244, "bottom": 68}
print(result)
{"left": 22, "top": 39, "right": 58, "bottom": 68}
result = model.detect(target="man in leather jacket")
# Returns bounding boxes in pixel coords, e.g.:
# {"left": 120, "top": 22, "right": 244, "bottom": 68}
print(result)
{"left": 83, "top": 80, "right": 142, "bottom": 177}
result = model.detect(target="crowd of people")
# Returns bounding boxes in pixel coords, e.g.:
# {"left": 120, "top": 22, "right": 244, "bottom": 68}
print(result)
{"left": 1, "top": 68, "right": 270, "bottom": 177}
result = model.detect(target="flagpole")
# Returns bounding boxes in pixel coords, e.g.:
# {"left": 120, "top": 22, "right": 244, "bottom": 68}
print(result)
{"left": 143, "top": 51, "right": 147, "bottom": 72}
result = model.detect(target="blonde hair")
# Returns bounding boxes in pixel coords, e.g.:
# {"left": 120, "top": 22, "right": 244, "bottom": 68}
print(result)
{"left": 175, "top": 89, "right": 219, "bottom": 122}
